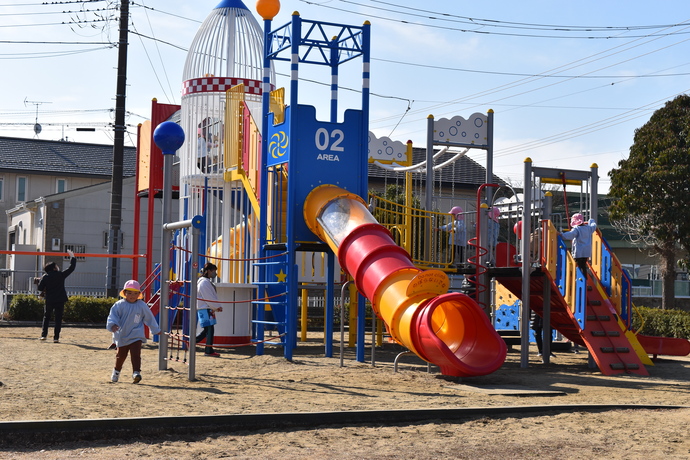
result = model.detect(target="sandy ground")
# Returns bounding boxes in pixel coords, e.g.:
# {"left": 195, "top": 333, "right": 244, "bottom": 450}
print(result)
{"left": 0, "top": 325, "right": 689, "bottom": 459}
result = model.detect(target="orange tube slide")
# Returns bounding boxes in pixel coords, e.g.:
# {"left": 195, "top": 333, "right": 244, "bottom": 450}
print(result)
{"left": 304, "top": 185, "right": 507, "bottom": 377}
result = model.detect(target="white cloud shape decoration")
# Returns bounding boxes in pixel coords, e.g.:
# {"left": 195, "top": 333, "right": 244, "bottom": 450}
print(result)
{"left": 433, "top": 113, "right": 489, "bottom": 146}
{"left": 367, "top": 131, "right": 409, "bottom": 164}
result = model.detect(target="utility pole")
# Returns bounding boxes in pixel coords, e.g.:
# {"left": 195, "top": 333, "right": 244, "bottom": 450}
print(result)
{"left": 106, "top": 0, "right": 130, "bottom": 297}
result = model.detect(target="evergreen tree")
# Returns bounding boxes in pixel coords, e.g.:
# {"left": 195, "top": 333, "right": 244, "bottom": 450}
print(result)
{"left": 608, "top": 94, "right": 690, "bottom": 309}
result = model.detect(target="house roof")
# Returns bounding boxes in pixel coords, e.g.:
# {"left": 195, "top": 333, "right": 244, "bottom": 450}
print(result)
{"left": 0, "top": 136, "right": 136, "bottom": 178}
{"left": 368, "top": 146, "right": 507, "bottom": 189}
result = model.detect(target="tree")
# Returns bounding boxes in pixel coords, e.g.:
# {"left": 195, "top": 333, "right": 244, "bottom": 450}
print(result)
{"left": 608, "top": 94, "right": 690, "bottom": 309}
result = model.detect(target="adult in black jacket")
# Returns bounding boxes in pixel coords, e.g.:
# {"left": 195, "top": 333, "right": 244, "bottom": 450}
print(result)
{"left": 37, "top": 250, "right": 76, "bottom": 342}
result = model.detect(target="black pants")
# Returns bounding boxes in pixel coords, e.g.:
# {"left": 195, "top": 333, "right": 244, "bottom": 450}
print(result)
{"left": 41, "top": 302, "right": 64, "bottom": 340}
{"left": 452, "top": 245, "right": 465, "bottom": 266}
{"left": 196, "top": 326, "right": 215, "bottom": 354}
{"left": 531, "top": 316, "right": 551, "bottom": 354}
{"left": 575, "top": 257, "right": 589, "bottom": 280}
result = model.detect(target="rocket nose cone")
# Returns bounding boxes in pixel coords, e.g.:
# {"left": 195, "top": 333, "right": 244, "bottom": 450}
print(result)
{"left": 214, "top": 0, "right": 249, "bottom": 10}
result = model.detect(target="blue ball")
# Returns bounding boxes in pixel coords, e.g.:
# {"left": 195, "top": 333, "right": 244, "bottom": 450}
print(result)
{"left": 153, "top": 121, "right": 185, "bottom": 154}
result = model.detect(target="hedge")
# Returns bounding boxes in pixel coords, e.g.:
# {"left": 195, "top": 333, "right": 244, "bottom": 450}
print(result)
{"left": 631, "top": 306, "right": 690, "bottom": 339}
{"left": 5, "top": 294, "right": 690, "bottom": 340}
{"left": 7, "top": 294, "right": 119, "bottom": 323}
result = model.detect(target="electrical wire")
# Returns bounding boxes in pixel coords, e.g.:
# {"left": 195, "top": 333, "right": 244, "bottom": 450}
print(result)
{"left": 138, "top": 0, "right": 177, "bottom": 104}
{"left": 300, "top": 0, "right": 690, "bottom": 39}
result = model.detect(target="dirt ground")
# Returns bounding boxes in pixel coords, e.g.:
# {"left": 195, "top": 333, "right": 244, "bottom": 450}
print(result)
{"left": 0, "top": 325, "right": 689, "bottom": 459}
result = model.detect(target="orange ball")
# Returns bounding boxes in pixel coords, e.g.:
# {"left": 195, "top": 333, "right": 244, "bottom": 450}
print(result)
{"left": 256, "top": 0, "right": 280, "bottom": 20}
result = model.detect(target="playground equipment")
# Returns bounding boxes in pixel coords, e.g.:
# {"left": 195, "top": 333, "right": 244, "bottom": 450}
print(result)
{"left": 304, "top": 184, "right": 506, "bottom": 377}
{"left": 136, "top": 0, "right": 688, "bottom": 381}
{"left": 492, "top": 159, "right": 690, "bottom": 375}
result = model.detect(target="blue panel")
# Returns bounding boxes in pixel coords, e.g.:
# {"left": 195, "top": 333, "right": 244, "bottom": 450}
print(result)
{"left": 267, "top": 110, "right": 291, "bottom": 167}
{"left": 528, "top": 328, "right": 560, "bottom": 344}
{"left": 494, "top": 300, "right": 520, "bottom": 331}
{"left": 556, "top": 236, "right": 568, "bottom": 296}
{"left": 290, "top": 105, "right": 365, "bottom": 241}
{"left": 600, "top": 245, "right": 612, "bottom": 295}
{"left": 620, "top": 268, "right": 632, "bottom": 326}
{"left": 574, "top": 269, "right": 587, "bottom": 328}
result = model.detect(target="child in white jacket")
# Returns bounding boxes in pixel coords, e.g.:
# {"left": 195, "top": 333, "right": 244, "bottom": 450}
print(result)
{"left": 106, "top": 280, "right": 160, "bottom": 383}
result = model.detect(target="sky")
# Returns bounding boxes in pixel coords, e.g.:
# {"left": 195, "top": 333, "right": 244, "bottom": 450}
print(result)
{"left": 3, "top": 0, "right": 690, "bottom": 193}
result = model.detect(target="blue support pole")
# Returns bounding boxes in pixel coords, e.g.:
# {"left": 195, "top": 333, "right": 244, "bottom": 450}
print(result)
{"left": 356, "top": 292, "right": 366, "bottom": 362}
{"left": 283, "top": 13, "right": 303, "bottom": 361}
{"left": 330, "top": 36, "right": 338, "bottom": 123}
{"left": 361, "top": 22, "right": 371, "bottom": 198}
{"left": 325, "top": 251, "right": 335, "bottom": 357}
{"left": 257, "top": 17, "right": 274, "bottom": 356}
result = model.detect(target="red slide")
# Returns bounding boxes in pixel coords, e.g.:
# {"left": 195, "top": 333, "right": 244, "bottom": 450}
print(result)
{"left": 636, "top": 334, "right": 690, "bottom": 357}
{"left": 304, "top": 185, "right": 507, "bottom": 377}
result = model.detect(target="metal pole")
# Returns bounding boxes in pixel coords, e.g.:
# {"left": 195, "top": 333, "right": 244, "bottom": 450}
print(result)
{"left": 371, "top": 307, "right": 376, "bottom": 366}
{"left": 590, "top": 163, "right": 599, "bottom": 220}
{"left": 106, "top": 0, "right": 130, "bottom": 297}
{"left": 340, "top": 280, "right": 352, "bottom": 367}
{"left": 188, "top": 220, "right": 200, "bottom": 381}
{"left": 485, "top": 109, "right": 495, "bottom": 202}
{"left": 425, "top": 115, "right": 434, "bottom": 261}
{"left": 157, "top": 151, "right": 173, "bottom": 370}
{"left": 520, "top": 158, "right": 533, "bottom": 368}
{"left": 542, "top": 192, "right": 553, "bottom": 363}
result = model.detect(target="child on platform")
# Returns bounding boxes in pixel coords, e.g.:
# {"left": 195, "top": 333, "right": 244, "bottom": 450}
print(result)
{"left": 560, "top": 213, "right": 597, "bottom": 280}
{"left": 106, "top": 280, "right": 160, "bottom": 384}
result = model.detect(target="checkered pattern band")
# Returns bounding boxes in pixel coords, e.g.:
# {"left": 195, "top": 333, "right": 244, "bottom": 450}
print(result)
{"left": 182, "top": 77, "right": 264, "bottom": 96}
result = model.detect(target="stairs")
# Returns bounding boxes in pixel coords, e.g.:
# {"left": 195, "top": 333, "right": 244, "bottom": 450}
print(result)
{"left": 581, "top": 280, "right": 649, "bottom": 376}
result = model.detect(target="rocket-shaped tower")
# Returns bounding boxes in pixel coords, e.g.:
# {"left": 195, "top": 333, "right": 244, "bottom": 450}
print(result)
{"left": 179, "top": 0, "right": 274, "bottom": 282}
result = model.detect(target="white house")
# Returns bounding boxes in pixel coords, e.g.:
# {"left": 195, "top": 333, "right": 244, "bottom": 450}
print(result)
{"left": 5, "top": 176, "right": 178, "bottom": 295}
{"left": 0, "top": 136, "right": 181, "bottom": 298}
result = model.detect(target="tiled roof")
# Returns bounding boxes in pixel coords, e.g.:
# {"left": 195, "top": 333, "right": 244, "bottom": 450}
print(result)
{"left": 368, "top": 147, "right": 506, "bottom": 188}
{"left": 0, "top": 136, "right": 136, "bottom": 177}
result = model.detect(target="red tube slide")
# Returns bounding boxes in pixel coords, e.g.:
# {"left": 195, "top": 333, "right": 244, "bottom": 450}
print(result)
{"left": 304, "top": 185, "right": 507, "bottom": 377}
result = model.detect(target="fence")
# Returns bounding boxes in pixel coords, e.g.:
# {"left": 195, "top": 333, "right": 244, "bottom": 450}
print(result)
{"left": 1, "top": 270, "right": 111, "bottom": 298}
{"left": 632, "top": 280, "right": 690, "bottom": 298}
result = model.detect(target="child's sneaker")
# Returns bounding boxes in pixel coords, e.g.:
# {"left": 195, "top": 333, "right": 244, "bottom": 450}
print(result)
{"left": 132, "top": 371, "right": 142, "bottom": 384}
{"left": 39, "top": 336, "right": 46, "bottom": 341}
{"left": 204, "top": 352, "right": 221, "bottom": 357}
{"left": 111, "top": 369, "right": 120, "bottom": 383}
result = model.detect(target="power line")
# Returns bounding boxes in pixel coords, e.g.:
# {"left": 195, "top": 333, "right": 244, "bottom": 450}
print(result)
{"left": 349, "top": 0, "right": 689, "bottom": 32}
{"left": 0, "top": 40, "right": 111, "bottom": 44}
{"left": 129, "top": 1, "right": 203, "bottom": 23}
{"left": 0, "top": 46, "right": 113, "bottom": 59}
{"left": 138, "top": 0, "right": 177, "bottom": 105}
{"left": 373, "top": 57, "right": 690, "bottom": 79}
{"left": 0, "top": 7, "right": 112, "bottom": 17}
{"left": 0, "top": 18, "right": 110, "bottom": 28}
{"left": 301, "top": 0, "right": 690, "bottom": 39}
{"left": 128, "top": 30, "right": 188, "bottom": 51}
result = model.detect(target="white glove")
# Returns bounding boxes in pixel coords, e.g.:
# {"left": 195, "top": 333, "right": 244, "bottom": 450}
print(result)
{"left": 67, "top": 249, "right": 75, "bottom": 258}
